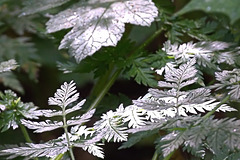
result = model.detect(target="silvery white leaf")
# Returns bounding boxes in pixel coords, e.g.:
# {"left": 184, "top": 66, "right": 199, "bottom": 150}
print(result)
{"left": 0, "top": 142, "right": 68, "bottom": 158}
{"left": 67, "top": 109, "right": 95, "bottom": 126}
{"left": 82, "top": 144, "right": 104, "bottom": 159}
{"left": 21, "top": 119, "right": 63, "bottom": 133}
{"left": 65, "top": 99, "right": 86, "bottom": 115}
{"left": 94, "top": 109, "right": 128, "bottom": 142}
{"left": 46, "top": 0, "right": 158, "bottom": 62}
{"left": 123, "top": 105, "right": 146, "bottom": 128}
{"left": 163, "top": 40, "right": 231, "bottom": 67}
{"left": 48, "top": 81, "right": 79, "bottom": 108}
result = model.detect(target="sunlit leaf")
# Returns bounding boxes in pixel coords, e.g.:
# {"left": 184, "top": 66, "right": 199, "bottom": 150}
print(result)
{"left": 46, "top": 0, "right": 158, "bottom": 62}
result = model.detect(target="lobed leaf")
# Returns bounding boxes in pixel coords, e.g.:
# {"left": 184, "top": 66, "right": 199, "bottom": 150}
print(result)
{"left": 46, "top": 0, "right": 158, "bottom": 62}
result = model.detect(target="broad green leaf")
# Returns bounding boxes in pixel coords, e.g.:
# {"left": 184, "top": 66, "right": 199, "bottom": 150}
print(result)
{"left": 176, "top": 0, "right": 240, "bottom": 24}
{"left": 46, "top": 0, "right": 158, "bottom": 62}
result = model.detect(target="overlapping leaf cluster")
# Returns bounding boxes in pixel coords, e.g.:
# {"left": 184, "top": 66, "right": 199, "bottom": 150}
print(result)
{"left": 0, "top": 81, "right": 104, "bottom": 159}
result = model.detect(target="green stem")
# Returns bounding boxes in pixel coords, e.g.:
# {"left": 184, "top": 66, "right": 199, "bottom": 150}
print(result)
{"left": 88, "top": 28, "right": 163, "bottom": 111}
{"left": 19, "top": 124, "right": 32, "bottom": 143}
{"left": 134, "top": 28, "right": 163, "bottom": 55}
{"left": 19, "top": 124, "right": 38, "bottom": 160}
{"left": 163, "top": 151, "right": 175, "bottom": 160}
{"left": 203, "top": 95, "right": 230, "bottom": 119}
{"left": 90, "top": 64, "right": 114, "bottom": 99}
{"left": 52, "top": 153, "right": 64, "bottom": 160}
{"left": 152, "top": 150, "right": 158, "bottom": 160}
{"left": 62, "top": 109, "right": 75, "bottom": 160}
{"left": 50, "top": 153, "right": 64, "bottom": 160}
{"left": 87, "top": 69, "right": 121, "bottom": 111}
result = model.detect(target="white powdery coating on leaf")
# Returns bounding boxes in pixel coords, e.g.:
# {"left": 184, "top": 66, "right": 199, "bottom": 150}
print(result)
{"left": 46, "top": 0, "right": 158, "bottom": 62}
{"left": 48, "top": 81, "right": 79, "bottom": 107}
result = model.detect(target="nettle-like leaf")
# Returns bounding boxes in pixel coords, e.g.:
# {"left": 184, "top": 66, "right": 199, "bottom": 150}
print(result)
{"left": 46, "top": 0, "right": 158, "bottom": 62}
{"left": 211, "top": 69, "right": 240, "bottom": 100}
{"left": 0, "top": 90, "right": 40, "bottom": 132}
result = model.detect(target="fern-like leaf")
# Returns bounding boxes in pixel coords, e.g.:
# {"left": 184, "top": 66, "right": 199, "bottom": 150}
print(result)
{"left": 21, "top": 119, "right": 63, "bottom": 133}
{"left": 94, "top": 106, "right": 128, "bottom": 142}
{"left": 82, "top": 144, "right": 104, "bottom": 159}
{"left": 162, "top": 40, "right": 231, "bottom": 67}
{"left": 66, "top": 109, "right": 95, "bottom": 126}
{"left": 159, "top": 58, "right": 197, "bottom": 89}
{"left": 48, "top": 80, "right": 79, "bottom": 108}
{"left": 0, "top": 142, "right": 68, "bottom": 159}
{"left": 123, "top": 105, "right": 146, "bottom": 128}
{"left": 211, "top": 69, "right": 240, "bottom": 100}
{"left": 127, "top": 57, "right": 158, "bottom": 87}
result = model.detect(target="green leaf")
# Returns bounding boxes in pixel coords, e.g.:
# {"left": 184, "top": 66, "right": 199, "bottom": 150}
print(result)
{"left": 128, "top": 60, "right": 157, "bottom": 87}
{"left": 126, "top": 54, "right": 165, "bottom": 87}
{"left": 176, "top": 0, "right": 240, "bottom": 24}
{"left": 119, "top": 129, "right": 158, "bottom": 149}
{"left": 0, "top": 90, "right": 39, "bottom": 132}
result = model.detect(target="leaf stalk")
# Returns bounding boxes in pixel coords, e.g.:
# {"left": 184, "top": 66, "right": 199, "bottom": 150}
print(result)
{"left": 62, "top": 106, "right": 75, "bottom": 160}
{"left": 19, "top": 124, "right": 38, "bottom": 160}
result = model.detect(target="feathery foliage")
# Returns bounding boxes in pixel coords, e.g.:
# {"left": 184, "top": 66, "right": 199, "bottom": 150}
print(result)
{"left": 1, "top": 0, "right": 240, "bottom": 160}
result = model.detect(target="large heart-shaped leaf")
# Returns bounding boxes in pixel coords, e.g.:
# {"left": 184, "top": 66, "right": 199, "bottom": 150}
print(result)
{"left": 46, "top": 0, "right": 158, "bottom": 62}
